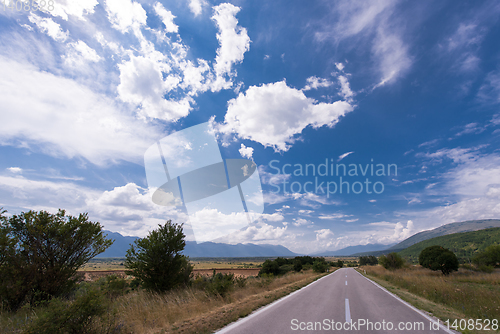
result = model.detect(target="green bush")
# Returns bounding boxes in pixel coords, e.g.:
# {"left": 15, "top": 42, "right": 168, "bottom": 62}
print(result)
{"left": 293, "top": 259, "right": 303, "bottom": 272}
{"left": 359, "top": 256, "right": 378, "bottom": 266}
{"left": 24, "top": 288, "right": 110, "bottom": 334}
{"left": 472, "top": 245, "right": 500, "bottom": 268}
{"left": 125, "top": 221, "right": 192, "bottom": 293}
{"left": 258, "top": 260, "right": 280, "bottom": 276}
{"left": 312, "top": 259, "right": 328, "bottom": 273}
{"left": 419, "top": 246, "right": 458, "bottom": 275}
{"left": 379, "top": 253, "right": 405, "bottom": 270}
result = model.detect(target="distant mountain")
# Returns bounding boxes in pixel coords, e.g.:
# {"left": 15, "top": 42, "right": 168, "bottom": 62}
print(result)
{"left": 398, "top": 227, "right": 500, "bottom": 262}
{"left": 97, "top": 230, "right": 296, "bottom": 258}
{"left": 388, "top": 219, "right": 500, "bottom": 251}
{"left": 314, "top": 243, "right": 394, "bottom": 256}
{"left": 184, "top": 241, "right": 297, "bottom": 257}
{"left": 97, "top": 231, "right": 139, "bottom": 258}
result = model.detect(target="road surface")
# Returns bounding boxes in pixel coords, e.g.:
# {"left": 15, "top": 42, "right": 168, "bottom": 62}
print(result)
{"left": 217, "top": 268, "right": 456, "bottom": 333}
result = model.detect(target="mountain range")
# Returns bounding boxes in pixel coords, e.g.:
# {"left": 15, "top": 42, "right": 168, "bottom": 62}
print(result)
{"left": 97, "top": 231, "right": 296, "bottom": 258}
{"left": 98, "top": 219, "right": 500, "bottom": 258}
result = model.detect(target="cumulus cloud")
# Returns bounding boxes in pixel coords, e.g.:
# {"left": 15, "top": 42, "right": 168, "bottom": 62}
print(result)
{"left": 154, "top": 2, "right": 178, "bottom": 33}
{"left": 303, "top": 76, "right": 333, "bottom": 91}
{"left": 63, "top": 41, "right": 102, "bottom": 67}
{"left": 239, "top": 143, "right": 254, "bottom": 159}
{"left": 188, "top": 0, "right": 207, "bottom": 16}
{"left": 28, "top": 13, "right": 68, "bottom": 41}
{"left": 105, "top": 0, "right": 147, "bottom": 33}
{"left": 0, "top": 56, "right": 161, "bottom": 166}
{"left": 48, "top": 0, "right": 98, "bottom": 21}
{"left": 211, "top": 3, "right": 250, "bottom": 89}
{"left": 117, "top": 55, "right": 192, "bottom": 120}
{"left": 220, "top": 80, "right": 353, "bottom": 151}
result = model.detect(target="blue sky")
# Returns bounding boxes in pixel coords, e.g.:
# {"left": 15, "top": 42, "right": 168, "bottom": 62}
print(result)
{"left": 1, "top": 0, "right": 500, "bottom": 254}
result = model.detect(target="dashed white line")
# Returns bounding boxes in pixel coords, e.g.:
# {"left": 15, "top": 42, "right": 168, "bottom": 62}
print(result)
{"left": 345, "top": 281, "right": 348, "bottom": 286}
{"left": 345, "top": 298, "right": 351, "bottom": 323}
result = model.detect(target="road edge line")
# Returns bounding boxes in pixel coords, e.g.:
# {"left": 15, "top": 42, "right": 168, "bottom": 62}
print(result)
{"left": 354, "top": 269, "right": 457, "bottom": 334}
{"left": 215, "top": 270, "right": 338, "bottom": 333}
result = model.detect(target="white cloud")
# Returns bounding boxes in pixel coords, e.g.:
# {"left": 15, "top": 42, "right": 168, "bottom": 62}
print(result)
{"left": 318, "top": 213, "right": 348, "bottom": 220}
{"left": 338, "top": 151, "right": 354, "bottom": 161}
{"left": 211, "top": 3, "right": 250, "bottom": 89}
{"left": 7, "top": 167, "right": 22, "bottom": 174}
{"left": 216, "top": 221, "right": 288, "bottom": 244}
{"left": 105, "top": 0, "right": 147, "bottom": 33}
{"left": 303, "top": 76, "right": 333, "bottom": 91}
{"left": 117, "top": 55, "right": 192, "bottom": 121}
{"left": 48, "top": 0, "right": 98, "bottom": 21}
{"left": 293, "top": 218, "right": 312, "bottom": 227}
{"left": 239, "top": 143, "right": 254, "bottom": 159}
{"left": 335, "top": 62, "right": 344, "bottom": 71}
{"left": 220, "top": 80, "right": 353, "bottom": 151}
{"left": 352, "top": 220, "right": 414, "bottom": 245}
{"left": 28, "top": 13, "right": 68, "bottom": 42}
{"left": 63, "top": 40, "right": 102, "bottom": 67}
{"left": 315, "top": 1, "right": 411, "bottom": 88}
{"left": 188, "top": 0, "right": 207, "bottom": 16}
{"left": 154, "top": 2, "right": 178, "bottom": 33}
{"left": 338, "top": 75, "right": 354, "bottom": 101}
{"left": 0, "top": 176, "right": 187, "bottom": 238}
{"left": 0, "top": 56, "right": 161, "bottom": 166}
{"left": 315, "top": 228, "right": 334, "bottom": 240}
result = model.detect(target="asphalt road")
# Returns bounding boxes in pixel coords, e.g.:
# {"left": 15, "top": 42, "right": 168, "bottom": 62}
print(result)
{"left": 217, "top": 268, "right": 456, "bottom": 334}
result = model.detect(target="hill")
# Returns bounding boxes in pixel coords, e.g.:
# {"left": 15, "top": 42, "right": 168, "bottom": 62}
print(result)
{"left": 97, "top": 230, "right": 297, "bottom": 258}
{"left": 398, "top": 227, "right": 500, "bottom": 262}
{"left": 315, "top": 243, "right": 394, "bottom": 256}
{"left": 388, "top": 219, "right": 500, "bottom": 251}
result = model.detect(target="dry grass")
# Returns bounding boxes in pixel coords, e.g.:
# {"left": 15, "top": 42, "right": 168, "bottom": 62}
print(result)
{"left": 113, "top": 271, "right": 326, "bottom": 334}
{"left": 360, "top": 265, "right": 500, "bottom": 321}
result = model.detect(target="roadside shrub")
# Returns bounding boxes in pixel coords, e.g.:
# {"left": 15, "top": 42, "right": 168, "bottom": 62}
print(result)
{"left": 293, "top": 259, "right": 303, "bottom": 272}
{"left": 359, "top": 256, "right": 378, "bottom": 266}
{"left": 419, "top": 246, "right": 458, "bottom": 275}
{"left": 312, "top": 260, "right": 328, "bottom": 273}
{"left": 24, "top": 288, "right": 109, "bottom": 334}
{"left": 472, "top": 245, "right": 500, "bottom": 268}
{"left": 379, "top": 253, "right": 405, "bottom": 270}
{"left": 206, "top": 272, "right": 234, "bottom": 297}
{"left": 259, "top": 260, "right": 280, "bottom": 276}
{"left": 478, "top": 264, "right": 494, "bottom": 273}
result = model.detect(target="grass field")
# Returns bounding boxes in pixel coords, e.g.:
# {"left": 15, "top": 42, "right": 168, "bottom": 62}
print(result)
{"left": 0, "top": 270, "right": 329, "bottom": 334}
{"left": 79, "top": 257, "right": 271, "bottom": 271}
{"left": 359, "top": 265, "right": 500, "bottom": 333}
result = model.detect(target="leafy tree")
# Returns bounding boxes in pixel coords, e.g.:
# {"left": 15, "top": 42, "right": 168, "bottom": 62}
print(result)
{"left": 472, "top": 245, "right": 500, "bottom": 268}
{"left": 0, "top": 209, "right": 112, "bottom": 310}
{"left": 258, "top": 259, "right": 280, "bottom": 276}
{"left": 379, "top": 252, "right": 405, "bottom": 270}
{"left": 125, "top": 221, "right": 192, "bottom": 292}
{"left": 359, "top": 256, "right": 378, "bottom": 266}
{"left": 419, "top": 245, "right": 459, "bottom": 275}
{"left": 312, "top": 259, "right": 328, "bottom": 273}
{"left": 293, "top": 259, "right": 303, "bottom": 272}
{"left": 336, "top": 260, "right": 344, "bottom": 268}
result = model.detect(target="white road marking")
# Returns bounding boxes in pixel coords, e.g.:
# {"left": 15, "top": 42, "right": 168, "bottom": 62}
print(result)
{"left": 216, "top": 271, "right": 338, "bottom": 333}
{"left": 345, "top": 281, "right": 348, "bottom": 285}
{"left": 353, "top": 269, "right": 457, "bottom": 333}
{"left": 345, "top": 298, "right": 351, "bottom": 323}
